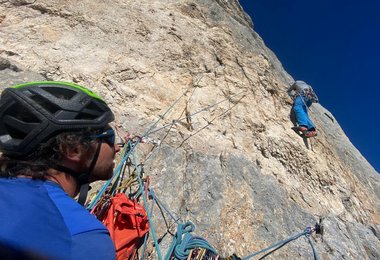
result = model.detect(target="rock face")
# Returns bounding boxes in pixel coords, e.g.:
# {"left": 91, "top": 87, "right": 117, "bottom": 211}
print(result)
{"left": 1, "top": 0, "right": 379, "bottom": 259}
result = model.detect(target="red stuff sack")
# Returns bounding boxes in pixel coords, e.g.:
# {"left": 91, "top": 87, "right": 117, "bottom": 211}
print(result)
{"left": 99, "top": 193, "right": 150, "bottom": 260}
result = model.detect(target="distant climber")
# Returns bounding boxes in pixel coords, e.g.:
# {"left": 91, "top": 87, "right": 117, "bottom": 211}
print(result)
{"left": 288, "top": 80, "right": 319, "bottom": 138}
{"left": 0, "top": 82, "right": 119, "bottom": 259}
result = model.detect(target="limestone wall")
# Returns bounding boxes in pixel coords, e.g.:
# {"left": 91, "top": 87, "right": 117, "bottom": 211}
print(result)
{"left": 1, "top": 0, "right": 379, "bottom": 258}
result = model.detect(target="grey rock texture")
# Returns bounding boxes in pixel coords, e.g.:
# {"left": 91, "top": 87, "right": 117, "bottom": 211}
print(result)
{"left": 1, "top": 0, "right": 379, "bottom": 259}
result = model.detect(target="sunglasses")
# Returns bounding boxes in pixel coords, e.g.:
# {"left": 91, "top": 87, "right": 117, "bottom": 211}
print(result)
{"left": 92, "top": 129, "right": 115, "bottom": 146}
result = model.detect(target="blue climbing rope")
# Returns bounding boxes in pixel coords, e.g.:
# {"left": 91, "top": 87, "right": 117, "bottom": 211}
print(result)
{"left": 306, "top": 234, "right": 319, "bottom": 260}
{"left": 130, "top": 146, "right": 163, "bottom": 260}
{"left": 164, "top": 222, "right": 217, "bottom": 260}
{"left": 241, "top": 227, "right": 318, "bottom": 260}
{"left": 87, "top": 141, "right": 135, "bottom": 210}
{"left": 149, "top": 189, "right": 181, "bottom": 224}
{"left": 143, "top": 189, "right": 216, "bottom": 260}
{"left": 139, "top": 196, "right": 156, "bottom": 260}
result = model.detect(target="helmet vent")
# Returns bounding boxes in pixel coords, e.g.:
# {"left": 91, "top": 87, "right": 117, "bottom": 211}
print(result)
{"left": 29, "top": 94, "right": 60, "bottom": 115}
{"left": 74, "top": 113, "right": 98, "bottom": 120}
{"left": 41, "top": 86, "right": 77, "bottom": 100}
{"left": 5, "top": 124, "right": 28, "bottom": 139}
{"left": 86, "top": 100, "right": 105, "bottom": 112}
{"left": 4, "top": 104, "right": 40, "bottom": 123}
{"left": 3, "top": 104, "right": 41, "bottom": 139}
{"left": 75, "top": 101, "right": 105, "bottom": 120}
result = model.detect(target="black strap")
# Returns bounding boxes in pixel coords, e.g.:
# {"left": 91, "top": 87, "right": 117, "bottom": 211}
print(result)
{"left": 81, "top": 140, "right": 102, "bottom": 183}
{"left": 53, "top": 141, "right": 102, "bottom": 205}
{"left": 77, "top": 141, "right": 102, "bottom": 205}
{"left": 52, "top": 164, "right": 81, "bottom": 178}
{"left": 77, "top": 183, "right": 89, "bottom": 206}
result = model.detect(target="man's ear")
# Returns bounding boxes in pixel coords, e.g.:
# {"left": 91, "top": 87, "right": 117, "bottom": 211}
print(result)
{"left": 61, "top": 144, "right": 84, "bottom": 163}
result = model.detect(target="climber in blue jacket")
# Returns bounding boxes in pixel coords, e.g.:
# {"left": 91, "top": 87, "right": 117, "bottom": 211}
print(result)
{"left": 0, "top": 82, "right": 120, "bottom": 259}
{"left": 288, "top": 80, "right": 319, "bottom": 138}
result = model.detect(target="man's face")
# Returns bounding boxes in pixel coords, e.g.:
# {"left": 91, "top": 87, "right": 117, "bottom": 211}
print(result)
{"left": 88, "top": 129, "right": 121, "bottom": 182}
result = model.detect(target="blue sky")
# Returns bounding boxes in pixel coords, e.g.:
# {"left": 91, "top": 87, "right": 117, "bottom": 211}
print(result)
{"left": 239, "top": 1, "right": 380, "bottom": 173}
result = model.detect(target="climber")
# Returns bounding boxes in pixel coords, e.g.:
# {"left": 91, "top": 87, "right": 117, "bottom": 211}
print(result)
{"left": 287, "top": 80, "right": 319, "bottom": 138}
{"left": 0, "top": 81, "right": 120, "bottom": 259}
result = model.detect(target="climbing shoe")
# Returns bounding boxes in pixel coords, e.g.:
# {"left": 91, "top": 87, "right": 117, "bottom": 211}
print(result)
{"left": 304, "top": 130, "right": 317, "bottom": 138}
{"left": 297, "top": 126, "right": 308, "bottom": 132}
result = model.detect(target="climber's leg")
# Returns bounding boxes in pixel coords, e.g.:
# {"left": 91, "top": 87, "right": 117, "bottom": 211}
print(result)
{"left": 293, "top": 96, "right": 314, "bottom": 130}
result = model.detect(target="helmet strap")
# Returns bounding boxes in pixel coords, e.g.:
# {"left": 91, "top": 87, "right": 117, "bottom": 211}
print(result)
{"left": 53, "top": 141, "right": 102, "bottom": 206}
{"left": 77, "top": 183, "right": 90, "bottom": 206}
{"left": 77, "top": 141, "right": 102, "bottom": 205}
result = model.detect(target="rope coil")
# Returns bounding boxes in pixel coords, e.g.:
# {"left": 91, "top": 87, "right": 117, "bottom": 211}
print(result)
{"left": 165, "top": 222, "right": 217, "bottom": 260}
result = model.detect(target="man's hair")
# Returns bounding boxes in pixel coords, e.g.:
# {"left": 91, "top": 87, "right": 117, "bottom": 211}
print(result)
{"left": 0, "top": 129, "right": 99, "bottom": 179}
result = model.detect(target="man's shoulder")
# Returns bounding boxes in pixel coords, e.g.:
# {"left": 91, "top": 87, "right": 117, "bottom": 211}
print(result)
{"left": 43, "top": 182, "right": 108, "bottom": 235}
{"left": 0, "top": 178, "right": 113, "bottom": 259}
{"left": 0, "top": 178, "right": 106, "bottom": 234}
{"left": 44, "top": 183, "right": 115, "bottom": 258}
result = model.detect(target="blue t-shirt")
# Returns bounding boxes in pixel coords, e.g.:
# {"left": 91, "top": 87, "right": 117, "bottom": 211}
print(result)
{"left": 0, "top": 178, "right": 115, "bottom": 260}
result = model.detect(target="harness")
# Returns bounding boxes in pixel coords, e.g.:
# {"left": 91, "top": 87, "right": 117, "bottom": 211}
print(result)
{"left": 298, "top": 88, "right": 318, "bottom": 103}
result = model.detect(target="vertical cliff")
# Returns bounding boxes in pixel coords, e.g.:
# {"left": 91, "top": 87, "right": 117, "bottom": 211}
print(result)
{"left": 1, "top": 0, "right": 379, "bottom": 259}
